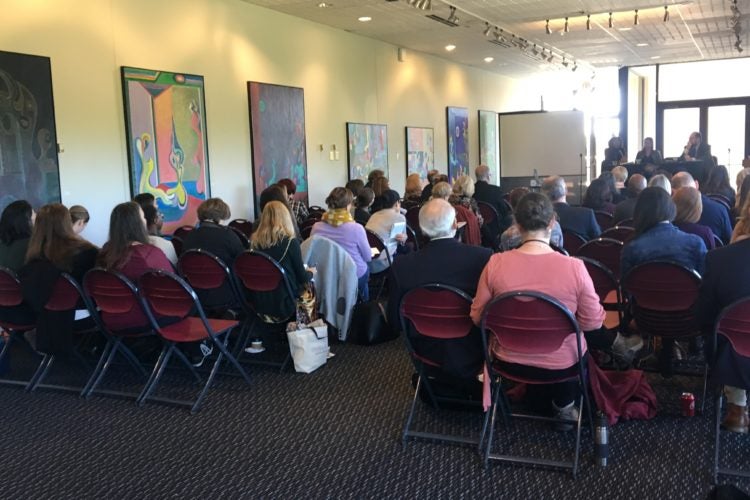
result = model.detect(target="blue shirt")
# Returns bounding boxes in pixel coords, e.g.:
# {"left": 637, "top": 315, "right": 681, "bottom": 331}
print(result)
{"left": 620, "top": 222, "right": 707, "bottom": 279}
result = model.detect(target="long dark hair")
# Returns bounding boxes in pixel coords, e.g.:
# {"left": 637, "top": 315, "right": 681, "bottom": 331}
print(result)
{"left": 25, "top": 203, "right": 94, "bottom": 271}
{"left": 704, "top": 165, "right": 732, "bottom": 196}
{"left": 633, "top": 187, "right": 676, "bottom": 236}
{"left": 0, "top": 200, "right": 33, "bottom": 245}
{"left": 583, "top": 178, "right": 613, "bottom": 210}
{"left": 98, "top": 202, "right": 150, "bottom": 270}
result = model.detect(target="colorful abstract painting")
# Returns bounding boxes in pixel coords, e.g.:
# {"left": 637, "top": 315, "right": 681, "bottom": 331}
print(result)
{"left": 479, "top": 110, "right": 499, "bottom": 182}
{"left": 446, "top": 106, "right": 469, "bottom": 183}
{"left": 405, "top": 127, "right": 434, "bottom": 181}
{"left": 347, "top": 123, "right": 388, "bottom": 182}
{"left": 0, "top": 50, "right": 61, "bottom": 212}
{"left": 122, "top": 67, "right": 210, "bottom": 234}
{"left": 248, "top": 82, "right": 308, "bottom": 212}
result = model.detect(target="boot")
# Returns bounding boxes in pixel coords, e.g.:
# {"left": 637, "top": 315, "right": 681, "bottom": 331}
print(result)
{"left": 722, "top": 403, "right": 749, "bottom": 434}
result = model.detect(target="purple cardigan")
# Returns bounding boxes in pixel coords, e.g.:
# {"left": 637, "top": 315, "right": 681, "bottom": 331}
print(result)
{"left": 675, "top": 222, "right": 717, "bottom": 250}
{"left": 310, "top": 221, "right": 371, "bottom": 277}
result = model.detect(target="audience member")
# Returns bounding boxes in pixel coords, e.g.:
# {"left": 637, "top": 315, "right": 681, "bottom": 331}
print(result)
{"left": 436, "top": 177, "right": 480, "bottom": 246}
{"left": 310, "top": 187, "right": 371, "bottom": 301}
{"left": 0, "top": 200, "right": 35, "bottom": 272}
{"left": 500, "top": 187, "right": 563, "bottom": 251}
{"left": 672, "top": 172, "right": 732, "bottom": 244}
{"left": 732, "top": 194, "right": 750, "bottom": 244}
{"left": 583, "top": 178, "right": 615, "bottom": 215}
{"left": 133, "top": 192, "right": 157, "bottom": 211}
{"left": 388, "top": 199, "right": 491, "bottom": 378}
{"left": 354, "top": 187, "right": 374, "bottom": 225}
{"left": 599, "top": 171, "right": 625, "bottom": 204}
{"left": 69, "top": 205, "right": 90, "bottom": 235}
{"left": 470, "top": 192, "right": 606, "bottom": 425}
{"left": 420, "top": 169, "right": 440, "bottom": 202}
{"left": 345, "top": 179, "right": 365, "bottom": 198}
{"left": 366, "top": 189, "right": 407, "bottom": 273}
{"left": 542, "top": 175, "right": 600, "bottom": 240}
{"left": 277, "top": 178, "right": 309, "bottom": 225}
{"left": 473, "top": 164, "right": 512, "bottom": 235}
{"left": 431, "top": 182, "right": 451, "bottom": 201}
{"left": 257, "top": 185, "right": 301, "bottom": 238}
{"left": 613, "top": 174, "right": 646, "bottom": 224}
{"left": 450, "top": 176, "right": 483, "bottom": 225}
{"left": 736, "top": 168, "right": 750, "bottom": 195}
{"left": 612, "top": 165, "right": 629, "bottom": 194}
{"left": 365, "top": 169, "right": 384, "bottom": 189}
{"left": 734, "top": 175, "right": 750, "bottom": 222}
{"left": 403, "top": 173, "right": 422, "bottom": 208}
{"left": 183, "top": 198, "right": 245, "bottom": 268}
{"left": 703, "top": 165, "right": 736, "bottom": 208}
{"left": 143, "top": 205, "right": 178, "bottom": 264}
{"left": 370, "top": 176, "right": 391, "bottom": 213}
{"left": 648, "top": 174, "right": 672, "bottom": 194}
{"left": 672, "top": 187, "right": 716, "bottom": 250}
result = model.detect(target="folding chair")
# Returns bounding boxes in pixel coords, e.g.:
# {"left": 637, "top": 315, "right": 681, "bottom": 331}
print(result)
{"left": 713, "top": 234, "right": 724, "bottom": 248}
{"left": 300, "top": 218, "right": 317, "bottom": 238}
{"left": 601, "top": 226, "right": 635, "bottom": 244}
{"left": 366, "top": 229, "right": 392, "bottom": 300}
{"left": 233, "top": 250, "right": 297, "bottom": 371}
{"left": 405, "top": 225, "right": 420, "bottom": 252}
{"left": 177, "top": 249, "right": 243, "bottom": 317}
{"left": 138, "top": 270, "right": 251, "bottom": 412}
{"left": 710, "top": 296, "right": 750, "bottom": 483}
{"left": 228, "top": 218, "right": 254, "bottom": 238}
{"left": 617, "top": 218, "right": 634, "bottom": 228}
{"left": 399, "top": 284, "right": 484, "bottom": 448}
{"left": 308, "top": 206, "right": 325, "bottom": 219}
{"left": 0, "top": 267, "right": 37, "bottom": 387}
{"left": 229, "top": 226, "right": 250, "bottom": 249}
{"left": 622, "top": 261, "right": 707, "bottom": 407}
{"left": 578, "top": 257, "right": 624, "bottom": 331}
{"left": 562, "top": 230, "right": 587, "bottom": 255}
{"left": 477, "top": 201, "right": 501, "bottom": 249}
{"left": 168, "top": 235, "right": 184, "bottom": 257}
{"left": 594, "top": 211, "right": 614, "bottom": 231}
{"left": 576, "top": 237, "right": 624, "bottom": 279}
{"left": 173, "top": 225, "right": 195, "bottom": 240}
{"left": 480, "top": 291, "right": 593, "bottom": 478}
{"left": 405, "top": 206, "right": 428, "bottom": 249}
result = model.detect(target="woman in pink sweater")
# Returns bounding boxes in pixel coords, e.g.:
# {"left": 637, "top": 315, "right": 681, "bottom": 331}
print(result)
{"left": 470, "top": 192, "right": 606, "bottom": 424}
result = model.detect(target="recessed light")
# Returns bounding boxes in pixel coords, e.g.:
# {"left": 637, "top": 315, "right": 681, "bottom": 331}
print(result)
{"left": 618, "top": 27, "right": 632, "bottom": 32}
{"left": 484, "top": 56, "right": 494, "bottom": 63}
{"left": 358, "top": 16, "right": 372, "bottom": 22}
{"left": 636, "top": 43, "right": 649, "bottom": 47}
{"left": 317, "top": 2, "right": 329, "bottom": 7}
{"left": 651, "top": 55, "right": 661, "bottom": 59}
{"left": 445, "top": 44, "right": 456, "bottom": 52}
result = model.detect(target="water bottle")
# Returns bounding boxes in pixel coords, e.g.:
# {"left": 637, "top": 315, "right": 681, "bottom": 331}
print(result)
{"left": 594, "top": 412, "right": 609, "bottom": 467}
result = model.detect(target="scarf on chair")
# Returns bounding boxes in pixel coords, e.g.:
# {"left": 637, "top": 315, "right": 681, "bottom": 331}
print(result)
{"left": 322, "top": 208, "right": 354, "bottom": 227}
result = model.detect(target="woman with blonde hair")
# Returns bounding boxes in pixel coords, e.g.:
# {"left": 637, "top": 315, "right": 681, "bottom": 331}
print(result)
{"left": 673, "top": 187, "right": 716, "bottom": 250}
{"left": 449, "top": 175, "right": 483, "bottom": 246}
{"left": 403, "top": 173, "right": 423, "bottom": 208}
{"left": 250, "top": 201, "right": 313, "bottom": 321}
{"left": 732, "top": 195, "right": 750, "bottom": 244}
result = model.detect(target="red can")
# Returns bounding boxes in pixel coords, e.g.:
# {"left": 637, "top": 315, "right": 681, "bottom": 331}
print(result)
{"left": 681, "top": 392, "right": 695, "bottom": 417}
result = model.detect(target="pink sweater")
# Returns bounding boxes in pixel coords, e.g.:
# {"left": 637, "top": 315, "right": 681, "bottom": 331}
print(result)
{"left": 470, "top": 250, "right": 605, "bottom": 370}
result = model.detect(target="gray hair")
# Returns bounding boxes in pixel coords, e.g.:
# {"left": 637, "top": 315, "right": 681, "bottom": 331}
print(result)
{"left": 431, "top": 181, "right": 452, "bottom": 200}
{"left": 649, "top": 174, "right": 672, "bottom": 194}
{"left": 671, "top": 171, "right": 696, "bottom": 190}
{"left": 542, "top": 176, "right": 566, "bottom": 201}
{"left": 419, "top": 199, "right": 456, "bottom": 239}
{"left": 475, "top": 165, "right": 490, "bottom": 181}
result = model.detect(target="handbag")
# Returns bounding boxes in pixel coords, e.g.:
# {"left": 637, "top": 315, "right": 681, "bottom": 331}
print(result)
{"left": 287, "top": 319, "right": 329, "bottom": 373}
{"left": 348, "top": 300, "right": 398, "bottom": 345}
{"left": 296, "top": 282, "right": 318, "bottom": 325}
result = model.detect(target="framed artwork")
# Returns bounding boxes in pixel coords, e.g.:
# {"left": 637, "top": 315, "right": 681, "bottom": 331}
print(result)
{"left": 478, "top": 110, "right": 500, "bottom": 183}
{"left": 248, "top": 82, "right": 308, "bottom": 212}
{"left": 121, "top": 66, "right": 210, "bottom": 234}
{"left": 0, "top": 50, "right": 61, "bottom": 212}
{"left": 446, "top": 106, "right": 469, "bottom": 183}
{"left": 346, "top": 122, "right": 388, "bottom": 182}
{"left": 405, "top": 127, "right": 434, "bottom": 181}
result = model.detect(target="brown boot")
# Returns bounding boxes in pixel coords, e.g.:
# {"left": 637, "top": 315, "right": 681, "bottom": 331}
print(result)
{"left": 722, "top": 403, "right": 749, "bottom": 434}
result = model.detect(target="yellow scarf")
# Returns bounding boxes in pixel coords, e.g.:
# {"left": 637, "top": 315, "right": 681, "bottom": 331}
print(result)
{"left": 322, "top": 208, "right": 354, "bottom": 227}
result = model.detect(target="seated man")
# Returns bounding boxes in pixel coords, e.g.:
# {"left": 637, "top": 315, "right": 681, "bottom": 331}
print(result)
{"left": 613, "top": 174, "right": 646, "bottom": 224}
{"left": 671, "top": 172, "right": 732, "bottom": 244}
{"left": 388, "top": 199, "right": 492, "bottom": 379}
{"left": 542, "top": 175, "right": 601, "bottom": 241}
{"left": 473, "top": 164, "right": 512, "bottom": 238}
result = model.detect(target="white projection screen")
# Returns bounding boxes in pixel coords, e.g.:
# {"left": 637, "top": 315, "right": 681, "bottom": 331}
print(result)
{"left": 499, "top": 110, "right": 586, "bottom": 177}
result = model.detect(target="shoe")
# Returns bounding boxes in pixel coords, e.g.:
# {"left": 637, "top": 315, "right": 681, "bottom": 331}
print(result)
{"left": 191, "top": 341, "right": 214, "bottom": 367}
{"left": 612, "top": 333, "right": 644, "bottom": 367}
{"left": 552, "top": 402, "right": 579, "bottom": 432}
{"left": 722, "top": 403, "right": 749, "bottom": 434}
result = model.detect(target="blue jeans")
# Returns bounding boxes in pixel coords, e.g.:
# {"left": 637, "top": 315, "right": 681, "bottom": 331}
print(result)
{"left": 357, "top": 270, "right": 370, "bottom": 302}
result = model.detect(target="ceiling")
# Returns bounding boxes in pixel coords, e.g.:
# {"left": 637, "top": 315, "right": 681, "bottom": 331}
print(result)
{"left": 241, "top": 0, "right": 749, "bottom": 77}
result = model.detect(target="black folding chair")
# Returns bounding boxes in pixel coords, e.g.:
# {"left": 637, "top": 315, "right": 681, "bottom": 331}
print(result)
{"left": 365, "top": 229, "right": 392, "bottom": 301}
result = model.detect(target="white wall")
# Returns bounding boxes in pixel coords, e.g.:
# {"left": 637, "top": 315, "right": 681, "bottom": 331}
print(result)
{"left": 1, "top": 0, "right": 532, "bottom": 245}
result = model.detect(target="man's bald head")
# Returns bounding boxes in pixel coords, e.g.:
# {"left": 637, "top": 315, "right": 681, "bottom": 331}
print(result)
{"left": 419, "top": 198, "right": 456, "bottom": 239}
{"left": 475, "top": 165, "right": 490, "bottom": 181}
{"left": 672, "top": 171, "right": 697, "bottom": 190}
{"left": 627, "top": 174, "right": 647, "bottom": 195}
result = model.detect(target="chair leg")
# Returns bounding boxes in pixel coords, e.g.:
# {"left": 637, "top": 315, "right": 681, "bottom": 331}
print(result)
{"left": 26, "top": 354, "right": 55, "bottom": 393}
{"left": 137, "top": 344, "right": 173, "bottom": 406}
{"left": 171, "top": 346, "right": 203, "bottom": 384}
{"left": 0, "top": 333, "right": 14, "bottom": 366}
{"left": 190, "top": 350, "right": 226, "bottom": 413}
{"left": 402, "top": 375, "right": 422, "bottom": 449}
{"left": 713, "top": 389, "right": 722, "bottom": 485}
{"left": 701, "top": 363, "right": 709, "bottom": 415}
{"left": 483, "top": 382, "right": 502, "bottom": 469}
{"left": 233, "top": 320, "right": 254, "bottom": 359}
{"left": 118, "top": 343, "right": 148, "bottom": 378}
{"left": 83, "top": 340, "right": 119, "bottom": 399}
{"left": 214, "top": 335, "right": 251, "bottom": 384}
{"left": 572, "top": 393, "right": 585, "bottom": 479}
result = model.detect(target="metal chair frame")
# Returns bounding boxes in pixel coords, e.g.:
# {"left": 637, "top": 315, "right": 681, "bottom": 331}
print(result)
{"left": 575, "top": 237, "right": 624, "bottom": 280}
{"left": 0, "top": 266, "right": 39, "bottom": 388}
{"left": 562, "top": 230, "right": 587, "bottom": 255}
{"left": 365, "top": 228, "right": 392, "bottom": 301}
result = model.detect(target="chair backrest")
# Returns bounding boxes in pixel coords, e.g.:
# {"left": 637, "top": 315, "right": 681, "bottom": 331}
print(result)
{"left": 173, "top": 225, "right": 195, "bottom": 240}
{"left": 481, "top": 291, "right": 582, "bottom": 357}
{"left": 138, "top": 270, "right": 203, "bottom": 327}
{"left": 300, "top": 218, "right": 318, "bottom": 231}
{"left": 228, "top": 219, "right": 254, "bottom": 238}
{"left": 707, "top": 193, "right": 732, "bottom": 213}
{"left": 308, "top": 206, "right": 325, "bottom": 220}
{"left": 594, "top": 211, "right": 614, "bottom": 231}
{"left": 715, "top": 296, "right": 750, "bottom": 358}
{"left": 45, "top": 273, "right": 89, "bottom": 312}
{"left": 405, "top": 206, "right": 421, "bottom": 234}
{"left": 301, "top": 225, "right": 313, "bottom": 240}
{"left": 601, "top": 226, "right": 635, "bottom": 243}
{"left": 229, "top": 226, "right": 250, "bottom": 249}
{"left": 405, "top": 225, "right": 420, "bottom": 252}
{"left": 83, "top": 268, "right": 149, "bottom": 333}
{"left": 577, "top": 256, "right": 618, "bottom": 303}
{"left": 477, "top": 201, "right": 498, "bottom": 226}
{"left": 365, "top": 229, "right": 391, "bottom": 264}
{"left": 233, "top": 250, "right": 296, "bottom": 301}
{"left": 177, "top": 249, "right": 238, "bottom": 307}
{"left": 400, "top": 284, "right": 474, "bottom": 342}
{"left": 713, "top": 234, "right": 724, "bottom": 248}
{"left": 169, "top": 235, "right": 184, "bottom": 257}
{"left": 0, "top": 267, "right": 23, "bottom": 307}
{"left": 550, "top": 244, "right": 569, "bottom": 256}
{"left": 575, "top": 237, "right": 624, "bottom": 278}
{"left": 618, "top": 218, "right": 634, "bottom": 228}
{"left": 562, "top": 229, "right": 587, "bottom": 255}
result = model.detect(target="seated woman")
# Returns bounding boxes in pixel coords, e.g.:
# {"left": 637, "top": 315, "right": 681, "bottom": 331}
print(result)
{"left": 277, "top": 178, "right": 308, "bottom": 225}
{"left": 353, "top": 188, "right": 374, "bottom": 225}
{"left": 500, "top": 187, "right": 563, "bottom": 251}
{"left": 250, "top": 201, "right": 313, "bottom": 322}
{"left": 369, "top": 176, "right": 391, "bottom": 214}
{"left": 583, "top": 178, "right": 616, "bottom": 215}
{"left": 673, "top": 187, "right": 716, "bottom": 250}
{"left": 311, "top": 187, "right": 371, "bottom": 301}
{"left": 20, "top": 204, "right": 98, "bottom": 352}
{"left": 365, "top": 189, "right": 408, "bottom": 273}
{"left": 0, "top": 200, "right": 35, "bottom": 272}
{"left": 69, "top": 205, "right": 90, "bottom": 235}
{"left": 604, "top": 136, "right": 626, "bottom": 167}
{"left": 733, "top": 175, "right": 750, "bottom": 223}
{"left": 431, "top": 181, "right": 481, "bottom": 246}
{"left": 143, "top": 204, "right": 178, "bottom": 264}
{"left": 402, "top": 173, "right": 423, "bottom": 209}
{"left": 703, "top": 165, "right": 736, "bottom": 208}
{"left": 470, "top": 192, "right": 606, "bottom": 424}
{"left": 253, "top": 185, "right": 301, "bottom": 238}
{"left": 183, "top": 198, "right": 245, "bottom": 266}
{"left": 635, "top": 137, "right": 662, "bottom": 172}
{"left": 449, "top": 175, "right": 483, "bottom": 226}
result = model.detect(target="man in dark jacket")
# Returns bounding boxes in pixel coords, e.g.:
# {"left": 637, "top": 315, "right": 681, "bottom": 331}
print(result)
{"left": 473, "top": 165, "right": 512, "bottom": 246}
{"left": 542, "top": 175, "right": 601, "bottom": 241}
{"left": 672, "top": 172, "right": 732, "bottom": 244}
{"left": 613, "top": 174, "right": 646, "bottom": 224}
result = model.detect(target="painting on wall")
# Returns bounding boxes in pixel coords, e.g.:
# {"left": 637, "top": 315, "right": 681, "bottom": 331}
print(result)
{"left": 446, "top": 106, "right": 469, "bottom": 183}
{"left": 0, "top": 50, "right": 61, "bottom": 212}
{"left": 346, "top": 122, "right": 388, "bottom": 182}
{"left": 405, "top": 127, "right": 434, "bottom": 181}
{"left": 248, "top": 82, "right": 308, "bottom": 212}
{"left": 479, "top": 110, "right": 499, "bottom": 183}
{"left": 121, "top": 66, "right": 210, "bottom": 234}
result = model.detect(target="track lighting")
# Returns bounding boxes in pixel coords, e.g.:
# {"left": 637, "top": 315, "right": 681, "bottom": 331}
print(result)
{"left": 483, "top": 22, "right": 492, "bottom": 36}
{"left": 586, "top": 15, "right": 591, "bottom": 30}
{"left": 547, "top": 50, "right": 554, "bottom": 62}
{"left": 545, "top": 19, "right": 551, "bottom": 35}
{"left": 608, "top": 12, "right": 613, "bottom": 28}
{"left": 572, "top": 63, "right": 578, "bottom": 72}
{"left": 446, "top": 6, "right": 458, "bottom": 24}
{"left": 663, "top": 6, "right": 669, "bottom": 22}
{"left": 531, "top": 44, "right": 539, "bottom": 56}
{"left": 562, "top": 57, "right": 569, "bottom": 67}
{"left": 564, "top": 17, "right": 569, "bottom": 33}
{"left": 634, "top": 9, "right": 639, "bottom": 26}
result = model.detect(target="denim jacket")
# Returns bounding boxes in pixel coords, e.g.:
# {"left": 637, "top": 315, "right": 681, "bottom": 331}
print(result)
{"left": 620, "top": 222, "right": 707, "bottom": 279}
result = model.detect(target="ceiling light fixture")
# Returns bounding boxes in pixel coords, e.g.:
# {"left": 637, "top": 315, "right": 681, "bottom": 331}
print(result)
{"left": 545, "top": 19, "right": 551, "bottom": 35}
{"left": 562, "top": 57, "right": 569, "bottom": 67}
{"left": 609, "top": 12, "right": 613, "bottom": 28}
{"left": 317, "top": 1, "right": 329, "bottom": 7}
{"left": 446, "top": 6, "right": 459, "bottom": 25}
{"left": 663, "top": 5, "right": 670, "bottom": 22}
{"left": 358, "top": 16, "right": 372, "bottom": 22}
{"left": 636, "top": 42, "right": 649, "bottom": 47}
{"left": 586, "top": 15, "right": 591, "bottom": 30}
{"left": 445, "top": 44, "right": 456, "bottom": 52}
{"left": 564, "top": 17, "right": 569, "bottom": 33}
{"left": 484, "top": 56, "right": 494, "bottom": 63}
{"left": 531, "top": 44, "right": 539, "bottom": 56}
{"left": 547, "top": 50, "right": 554, "bottom": 62}
{"left": 634, "top": 9, "right": 639, "bottom": 26}
{"left": 650, "top": 55, "right": 661, "bottom": 59}
{"left": 483, "top": 22, "right": 492, "bottom": 36}
{"left": 572, "top": 63, "right": 578, "bottom": 72}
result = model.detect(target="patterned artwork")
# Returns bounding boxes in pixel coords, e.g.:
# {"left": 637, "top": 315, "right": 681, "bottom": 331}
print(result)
{"left": 446, "top": 106, "right": 469, "bottom": 183}
{"left": 405, "top": 127, "right": 434, "bottom": 181}
{"left": 121, "top": 67, "right": 210, "bottom": 234}
{"left": 346, "top": 122, "right": 388, "bottom": 182}
{"left": 248, "top": 82, "right": 308, "bottom": 211}
{"left": 0, "top": 50, "right": 61, "bottom": 212}
{"left": 479, "top": 110, "right": 499, "bottom": 182}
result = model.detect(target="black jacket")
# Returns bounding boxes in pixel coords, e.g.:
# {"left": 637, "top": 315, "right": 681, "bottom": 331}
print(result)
{"left": 553, "top": 202, "right": 601, "bottom": 241}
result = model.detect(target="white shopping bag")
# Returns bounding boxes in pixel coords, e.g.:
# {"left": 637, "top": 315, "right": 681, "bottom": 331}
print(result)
{"left": 287, "top": 319, "right": 329, "bottom": 373}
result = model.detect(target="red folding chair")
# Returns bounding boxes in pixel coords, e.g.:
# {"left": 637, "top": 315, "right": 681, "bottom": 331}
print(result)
{"left": 710, "top": 296, "right": 750, "bottom": 483}
{"left": 601, "top": 226, "right": 635, "bottom": 244}
{"left": 399, "top": 284, "right": 483, "bottom": 449}
{"left": 477, "top": 201, "right": 498, "bottom": 227}
{"left": 618, "top": 218, "right": 634, "bottom": 227}
{"left": 594, "top": 211, "right": 614, "bottom": 231}
{"left": 307, "top": 206, "right": 325, "bottom": 220}
{"left": 168, "top": 235, "right": 184, "bottom": 257}
{"left": 0, "top": 267, "right": 37, "bottom": 387}
{"left": 177, "top": 249, "right": 243, "bottom": 315}
{"left": 562, "top": 230, "right": 587, "bottom": 255}
{"left": 480, "top": 291, "right": 592, "bottom": 478}
{"left": 173, "top": 225, "right": 195, "bottom": 240}
{"left": 577, "top": 257, "right": 624, "bottom": 331}
{"left": 228, "top": 218, "right": 254, "bottom": 238}
{"left": 576, "top": 237, "right": 624, "bottom": 279}
{"left": 138, "top": 270, "right": 251, "bottom": 412}
{"left": 233, "top": 250, "right": 297, "bottom": 371}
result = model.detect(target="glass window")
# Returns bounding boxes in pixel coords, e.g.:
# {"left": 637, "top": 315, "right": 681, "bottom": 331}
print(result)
{"left": 663, "top": 108, "right": 699, "bottom": 159}
{"left": 659, "top": 58, "right": 750, "bottom": 102}
{"left": 708, "top": 105, "right": 746, "bottom": 182}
